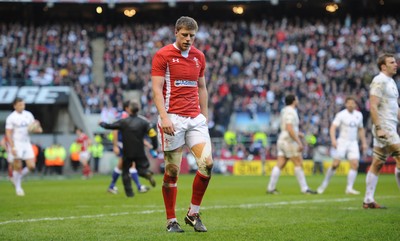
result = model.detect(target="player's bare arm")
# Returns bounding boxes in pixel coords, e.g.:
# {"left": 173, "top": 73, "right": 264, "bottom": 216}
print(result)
{"left": 151, "top": 75, "right": 175, "bottom": 136}
{"left": 286, "top": 123, "right": 303, "bottom": 151}
{"left": 5, "top": 128, "right": 16, "bottom": 156}
{"left": 330, "top": 124, "right": 338, "bottom": 148}
{"left": 358, "top": 127, "right": 368, "bottom": 153}
{"left": 198, "top": 76, "right": 208, "bottom": 121}
{"left": 370, "top": 94, "right": 387, "bottom": 140}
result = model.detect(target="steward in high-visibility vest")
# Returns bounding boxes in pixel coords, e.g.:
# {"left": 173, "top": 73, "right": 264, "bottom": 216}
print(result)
{"left": 89, "top": 135, "right": 104, "bottom": 173}
{"left": 44, "top": 145, "right": 57, "bottom": 175}
{"left": 53, "top": 144, "right": 66, "bottom": 175}
{"left": 224, "top": 130, "right": 237, "bottom": 151}
{"left": 69, "top": 141, "right": 81, "bottom": 172}
{"left": 253, "top": 131, "right": 268, "bottom": 148}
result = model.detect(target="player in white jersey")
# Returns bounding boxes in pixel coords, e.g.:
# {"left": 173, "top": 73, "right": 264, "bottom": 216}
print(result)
{"left": 317, "top": 97, "right": 367, "bottom": 195}
{"left": 5, "top": 97, "right": 42, "bottom": 196}
{"left": 363, "top": 53, "right": 400, "bottom": 209}
{"left": 266, "top": 94, "right": 317, "bottom": 195}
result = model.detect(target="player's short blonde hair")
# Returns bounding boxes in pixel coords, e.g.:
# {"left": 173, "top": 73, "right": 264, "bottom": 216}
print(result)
{"left": 175, "top": 16, "right": 198, "bottom": 32}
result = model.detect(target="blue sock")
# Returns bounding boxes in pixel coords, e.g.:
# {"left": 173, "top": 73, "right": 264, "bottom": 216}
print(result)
{"left": 130, "top": 168, "right": 142, "bottom": 190}
{"left": 109, "top": 167, "right": 121, "bottom": 189}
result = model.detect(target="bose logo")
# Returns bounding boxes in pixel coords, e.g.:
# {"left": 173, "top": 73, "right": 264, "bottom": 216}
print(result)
{"left": 0, "top": 86, "right": 70, "bottom": 104}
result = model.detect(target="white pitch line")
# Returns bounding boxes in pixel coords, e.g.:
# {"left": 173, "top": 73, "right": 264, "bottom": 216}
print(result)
{"left": 0, "top": 197, "right": 393, "bottom": 226}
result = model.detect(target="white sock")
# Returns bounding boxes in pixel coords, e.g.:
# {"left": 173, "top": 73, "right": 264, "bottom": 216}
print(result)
{"left": 167, "top": 218, "right": 177, "bottom": 224}
{"left": 395, "top": 168, "right": 400, "bottom": 190}
{"left": 13, "top": 171, "right": 22, "bottom": 190}
{"left": 294, "top": 166, "right": 308, "bottom": 192}
{"left": 267, "top": 166, "right": 281, "bottom": 191}
{"left": 320, "top": 167, "right": 335, "bottom": 189}
{"left": 21, "top": 167, "right": 30, "bottom": 177}
{"left": 346, "top": 169, "right": 358, "bottom": 190}
{"left": 364, "top": 172, "right": 378, "bottom": 203}
{"left": 189, "top": 204, "right": 200, "bottom": 215}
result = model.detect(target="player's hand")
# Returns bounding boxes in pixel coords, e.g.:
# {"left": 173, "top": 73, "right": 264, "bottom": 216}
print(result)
{"left": 161, "top": 117, "right": 175, "bottom": 136}
{"left": 362, "top": 143, "right": 368, "bottom": 153}
{"left": 331, "top": 140, "right": 337, "bottom": 149}
{"left": 297, "top": 143, "right": 303, "bottom": 152}
{"left": 376, "top": 129, "right": 388, "bottom": 141}
{"left": 11, "top": 147, "right": 17, "bottom": 156}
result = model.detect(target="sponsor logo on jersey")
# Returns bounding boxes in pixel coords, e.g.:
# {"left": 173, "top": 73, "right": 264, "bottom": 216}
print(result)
{"left": 174, "top": 80, "right": 197, "bottom": 87}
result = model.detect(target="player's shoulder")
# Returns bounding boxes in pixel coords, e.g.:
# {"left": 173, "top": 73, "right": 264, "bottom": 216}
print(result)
{"left": 371, "top": 72, "right": 388, "bottom": 84}
{"left": 190, "top": 46, "right": 205, "bottom": 57}
{"left": 22, "top": 110, "right": 34, "bottom": 116}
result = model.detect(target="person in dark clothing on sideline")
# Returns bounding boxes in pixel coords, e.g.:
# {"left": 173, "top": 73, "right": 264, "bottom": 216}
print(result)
{"left": 99, "top": 100, "right": 158, "bottom": 197}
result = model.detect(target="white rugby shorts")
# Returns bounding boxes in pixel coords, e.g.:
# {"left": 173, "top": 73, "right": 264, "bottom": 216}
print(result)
{"left": 158, "top": 113, "right": 211, "bottom": 151}
{"left": 331, "top": 139, "right": 360, "bottom": 160}
{"left": 277, "top": 139, "right": 301, "bottom": 158}
{"left": 7, "top": 141, "right": 34, "bottom": 163}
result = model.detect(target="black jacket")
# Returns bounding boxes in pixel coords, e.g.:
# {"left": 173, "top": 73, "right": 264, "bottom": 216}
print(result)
{"left": 100, "top": 114, "right": 158, "bottom": 158}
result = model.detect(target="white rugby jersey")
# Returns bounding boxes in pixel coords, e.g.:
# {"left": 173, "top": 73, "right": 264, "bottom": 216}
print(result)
{"left": 332, "top": 109, "right": 363, "bottom": 141}
{"left": 278, "top": 106, "right": 299, "bottom": 142}
{"left": 370, "top": 72, "right": 399, "bottom": 127}
{"left": 5, "top": 110, "right": 35, "bottom": 142}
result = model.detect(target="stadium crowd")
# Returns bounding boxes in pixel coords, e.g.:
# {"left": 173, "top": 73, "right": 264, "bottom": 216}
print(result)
{"left": 1, "top": 15, "right": 400, "bottom": 160}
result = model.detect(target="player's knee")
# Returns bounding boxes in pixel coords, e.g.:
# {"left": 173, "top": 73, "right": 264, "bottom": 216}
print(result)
{"left": 373, "top": 149, "right": 387, "bottom": 163}
{"left": 192, "top": 141, "right": 212, "bottom": 176}
{"left": 165, "top": 163, "right": 180, "bottom": 176}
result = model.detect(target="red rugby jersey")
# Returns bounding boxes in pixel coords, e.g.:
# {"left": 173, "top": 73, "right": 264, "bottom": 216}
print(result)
{"left": 151, "top": 44, "right": 206, "bottom": 118}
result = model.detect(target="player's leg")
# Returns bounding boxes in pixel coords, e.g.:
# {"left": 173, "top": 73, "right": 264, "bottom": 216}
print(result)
{"left": 267, "top": 155, "right": 287, "bottom": 194}
{"left": 12, "top": 159, "right": 24, "bottom": 196}
{"left": 158, "top": 113, "right": 186, "bottom": 232}
{"left": 363, "top": 146, "right": 386, "bottom": 208}
{"left": 184, "top": 141, "right": 212, "bottom": 232}
{"left": 318, "top": 158, "right": 341, "bottom": 194}
{"left": 22, "top": 158, "right": 36, "bottom": 177}
{"left": 387, "top": 143, "right": 400, "bottom": 191}
{"left": 80, "top": 151, "right": 92, "bottom": 179}
{"left": 108, "top": 158, "right": 122, "bottom": 194}
{"left": 345, "top": 142, "right": 361, "bottom": 194}
{"left": 183, "top": 115, "right": 213, "bottom": 232}
{"left": 129, "top": 162, "right": 148, "bottom": 193}
{"left": 292, "top": 156, "right": 316, "bottom": 194}
{"left": 267, "top": 140, "right": 288, "bottom": 194}
{"left": 345, "top": 159, "right": 360, "bottom": 194}
{"left": 163, "top": 148, "right": 183, "bottom": 232}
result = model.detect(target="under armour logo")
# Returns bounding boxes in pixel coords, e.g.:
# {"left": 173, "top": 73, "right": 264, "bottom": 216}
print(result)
{"left": 172, "top": 58, "right": 179, "bottom": 63}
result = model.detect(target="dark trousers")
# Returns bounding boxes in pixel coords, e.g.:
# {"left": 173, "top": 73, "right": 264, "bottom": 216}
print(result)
{"left": 122, "top": 156, "right": 151, "bottom": 197}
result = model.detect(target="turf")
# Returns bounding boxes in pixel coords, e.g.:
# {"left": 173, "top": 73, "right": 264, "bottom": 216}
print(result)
{"left": 0, "top": 173, "right": 399, "bottom": 241}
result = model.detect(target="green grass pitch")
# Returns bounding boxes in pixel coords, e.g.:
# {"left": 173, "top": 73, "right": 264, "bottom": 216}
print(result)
{"left": 1, "top": 173, "right": 399, "bottom": 241}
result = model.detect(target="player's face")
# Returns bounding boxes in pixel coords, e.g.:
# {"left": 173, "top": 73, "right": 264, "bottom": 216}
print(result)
{"left": 383, "top": 57, "right": 397, "bottom": 76}
{"left": 13, "top": 101, "right": 25, "bottom": 113}
{"left": 345, "top": 99, "right": 356, "bottom": 112}
{"left": 175, "top": 28, "right": 196, "bottom": 51}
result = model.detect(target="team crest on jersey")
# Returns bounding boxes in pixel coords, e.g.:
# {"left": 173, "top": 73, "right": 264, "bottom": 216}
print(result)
{"left": 193, "top": 57, "right": 200, "bottom": 68}
{"left": 175, "top": 80, "right": 197, "bottom": 87}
